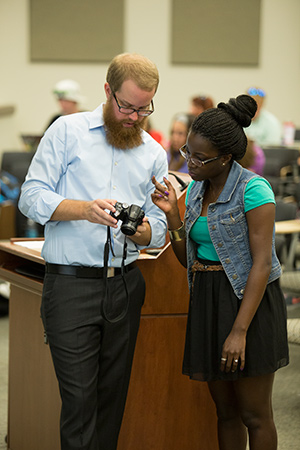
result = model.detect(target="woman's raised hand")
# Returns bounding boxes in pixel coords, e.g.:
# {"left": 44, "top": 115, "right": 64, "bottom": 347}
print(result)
{"left": 151, "top": 176, "right": 178, "bottom": 216}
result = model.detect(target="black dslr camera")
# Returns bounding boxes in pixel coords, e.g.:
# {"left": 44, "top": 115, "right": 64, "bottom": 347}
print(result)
{"left": 110, "top": 202, "right": 145, "bottom": 236}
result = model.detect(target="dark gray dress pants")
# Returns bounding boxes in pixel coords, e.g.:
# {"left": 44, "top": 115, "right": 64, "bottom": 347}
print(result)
{"left": 41, "top": 266, "right": 145, "bottom": 450}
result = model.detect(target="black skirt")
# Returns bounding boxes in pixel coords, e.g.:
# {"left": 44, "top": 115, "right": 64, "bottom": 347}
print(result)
{"left": 182, "top": 262, "right": 289, "bottom": 382}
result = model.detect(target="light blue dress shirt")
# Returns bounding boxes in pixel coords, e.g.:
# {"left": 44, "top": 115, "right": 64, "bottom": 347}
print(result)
{"left": 245, "top": 109, "right": 282, "bottom": 147}
{"left": 19, "top": 104, "right": 168, "bottom": 267}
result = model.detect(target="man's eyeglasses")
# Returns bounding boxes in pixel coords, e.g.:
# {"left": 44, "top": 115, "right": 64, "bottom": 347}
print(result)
{"left": 179, "top": 144, "right": 222, "bottom": 168}
{"left": 113, "top": 92, "right": 154, "bottom": 117}
{"left": 247, "top": 88, "right": 266, "bottom": 98}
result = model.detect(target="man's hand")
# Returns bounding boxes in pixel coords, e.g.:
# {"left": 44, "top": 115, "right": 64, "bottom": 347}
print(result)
{"left": 129, "top": 217, "right": 151, "bottom": 246}
{"left": 51, "top": 198, "right": 118, "bottom": 227}
{"left": 84, "top": 199, "right": 118, "bottom": 226}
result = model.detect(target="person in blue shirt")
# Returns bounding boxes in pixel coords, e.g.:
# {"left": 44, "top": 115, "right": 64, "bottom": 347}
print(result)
{"left": 245, "top": 87, "right": 282, "bottom": 147}
{"left": 19, "top": 53, "right": 168, "bottom": 450}
{"left": 152, "top": 95, "right": 289, "bottom": 450}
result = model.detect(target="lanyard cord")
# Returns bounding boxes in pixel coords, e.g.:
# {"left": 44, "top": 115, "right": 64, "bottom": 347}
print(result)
{"left": 102, "top": 226, "right": 129, "bottom": 323}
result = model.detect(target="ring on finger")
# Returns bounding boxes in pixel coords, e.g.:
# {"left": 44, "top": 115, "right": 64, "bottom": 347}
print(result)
{"left": 221, "top": 357, "right": 227, "bottom": 362}
{"left": 234, "top": 359, "right": 239, "bottom": 363}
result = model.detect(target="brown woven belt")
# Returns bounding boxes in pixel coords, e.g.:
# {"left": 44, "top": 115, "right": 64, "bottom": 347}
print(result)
{"left": 191, "top": 260, "right": 224, "bottom": 273}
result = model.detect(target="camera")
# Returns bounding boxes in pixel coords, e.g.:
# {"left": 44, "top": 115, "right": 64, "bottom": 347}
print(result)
{"left": 110, "top": 202, "right": 145, "bottom": 236}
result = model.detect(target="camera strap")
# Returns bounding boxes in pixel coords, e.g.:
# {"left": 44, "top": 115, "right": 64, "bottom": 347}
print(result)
{"left": 102, "top": 226, "right": 129, "bottom": 323}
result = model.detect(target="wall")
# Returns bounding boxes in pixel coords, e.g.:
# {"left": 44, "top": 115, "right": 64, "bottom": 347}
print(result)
{"left": 0, "top": 0, "right": 300, "bottom": 154}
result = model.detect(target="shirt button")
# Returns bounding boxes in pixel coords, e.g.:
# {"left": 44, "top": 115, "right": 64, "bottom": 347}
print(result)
{"left": 115, "top": 162, "right": 118, "bottom": 166}
{"left": 113, "top": 233, "right": 116, "bottom": 238}
{"left": 225, "top": 258, "right": 231, "bottom": 263}
{"left": 112, "top": 257, "right": 115, "bottom": 262}
{"left": 240, "top": 289, "right": 245, "bottom": 295}
{"left": 217, "top": 242, "right": 223, "bottom": 247}
{"left": 232, "top": 274, "right": 238, "bottom": 280}
{"left": 211, "top": 225, "right": 216, "bottom": 230}
{"left": 113, "top": 186, "right": 116, "bottom": 190}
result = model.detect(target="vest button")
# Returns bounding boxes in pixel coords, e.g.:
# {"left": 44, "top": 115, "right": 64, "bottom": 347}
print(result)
{"left": 225, "top": 258, "right": 231, "bottom": 263}
{"left": 217, "top": 242, "right": 223, "bottom": 247}
{"left": 212, "top": 225, "right": 216, "bottom": 230}
{"left": 232, "top": 274, "right": 238, "bottom": 280}
{"left": 240, "top": 289, "right": 245, "bottom": 295}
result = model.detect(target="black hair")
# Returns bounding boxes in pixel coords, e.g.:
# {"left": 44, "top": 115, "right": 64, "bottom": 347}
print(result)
{"left": 190, "top": 94, "right": 257, "bottom": 160}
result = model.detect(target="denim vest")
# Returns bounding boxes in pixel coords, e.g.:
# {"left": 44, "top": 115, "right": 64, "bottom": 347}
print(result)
{"left": 184, "top": 161, "right": 282, "bottom": 299}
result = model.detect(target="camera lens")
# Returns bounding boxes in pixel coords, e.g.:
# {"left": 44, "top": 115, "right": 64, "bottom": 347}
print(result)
{"left": 120, "top": 205, "right": 145, "bottom": 236}
{"left": 120, "top": 223, "right": 136, "bottom": 236}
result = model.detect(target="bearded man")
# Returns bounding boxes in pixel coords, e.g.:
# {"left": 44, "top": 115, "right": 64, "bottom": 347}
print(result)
{"left": 19, "top": 53, "right": 168, "bottom": 450}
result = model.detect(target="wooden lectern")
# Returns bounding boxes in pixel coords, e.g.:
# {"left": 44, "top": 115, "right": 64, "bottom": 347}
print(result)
{"left": 0, "top": 172, "right": 218, "bottom": 450}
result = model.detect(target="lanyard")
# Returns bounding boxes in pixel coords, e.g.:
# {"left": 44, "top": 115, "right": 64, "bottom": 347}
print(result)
{"left": 102, "top": 226, "right": 129, "bottom": 323}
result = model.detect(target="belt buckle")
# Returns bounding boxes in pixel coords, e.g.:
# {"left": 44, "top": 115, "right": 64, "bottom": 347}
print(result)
{"left": 107, "top": 267, "right": 115, "bottom": 278}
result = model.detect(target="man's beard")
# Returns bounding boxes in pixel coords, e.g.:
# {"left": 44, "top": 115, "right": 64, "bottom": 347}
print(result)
{"left": 103, "top": 99, "right": 147, "bottom": 149}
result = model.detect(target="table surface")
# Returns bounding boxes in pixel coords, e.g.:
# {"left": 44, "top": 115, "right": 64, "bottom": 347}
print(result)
{"left": 275, "top": 219, "right": 300, "bottom": 234}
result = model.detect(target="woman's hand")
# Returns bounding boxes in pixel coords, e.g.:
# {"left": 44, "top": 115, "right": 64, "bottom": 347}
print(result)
{"left": 152, "top": 175, "right": 187, "bottom": 268}
{"left": 151, "top": 176, "right": 179, "bottom": 218}
{"left": 220, "top": 328, "right": 246, "bottom": 373}
{"left": 220, "top": 203, "right": 276, "bottom": 375}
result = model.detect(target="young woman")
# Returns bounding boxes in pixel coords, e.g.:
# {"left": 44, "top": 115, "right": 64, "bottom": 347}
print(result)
{"left": 152, "top": 95, "right": 289, "bottom": 450}
{"left": 167, "top": 113, "right": 195, "bottom": 173}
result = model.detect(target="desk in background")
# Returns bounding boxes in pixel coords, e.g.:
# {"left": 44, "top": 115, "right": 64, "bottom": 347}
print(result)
{"left": 275, "top": 219, "right": 300, "bottom": 271}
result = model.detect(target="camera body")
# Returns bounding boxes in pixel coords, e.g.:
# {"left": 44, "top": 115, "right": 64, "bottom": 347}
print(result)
{"left": 110, "top": 202, "right": 145, "bottom": 236}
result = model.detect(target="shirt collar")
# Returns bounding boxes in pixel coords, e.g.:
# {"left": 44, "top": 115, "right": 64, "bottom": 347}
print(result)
{"left": 89, "top": 103, "right": 105, "bottom": 130}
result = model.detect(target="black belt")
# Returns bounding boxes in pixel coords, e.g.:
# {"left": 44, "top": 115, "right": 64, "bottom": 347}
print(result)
{"left": 45, "top": 262, "right": 137, "bottom": 278}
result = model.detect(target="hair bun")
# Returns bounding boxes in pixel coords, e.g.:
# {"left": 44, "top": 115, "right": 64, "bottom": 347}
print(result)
{"left": 217, "top": 94, "right": 257, "bottom": 128}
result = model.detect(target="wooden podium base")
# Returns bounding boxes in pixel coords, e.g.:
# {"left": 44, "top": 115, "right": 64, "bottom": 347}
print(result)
{"left": 0, "top": 173, "right": 218, "bottom": 450}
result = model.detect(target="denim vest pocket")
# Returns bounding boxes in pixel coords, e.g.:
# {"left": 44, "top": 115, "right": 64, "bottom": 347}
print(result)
{"left": 219, "top": 208, "right": 248, "bottom": 240}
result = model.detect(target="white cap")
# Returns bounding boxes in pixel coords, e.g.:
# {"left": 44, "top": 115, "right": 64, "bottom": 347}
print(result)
{"left": 53, "top": 79, "right": 85, "bottom": 104}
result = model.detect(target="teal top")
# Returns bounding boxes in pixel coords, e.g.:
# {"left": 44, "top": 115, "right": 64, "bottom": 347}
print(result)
{"left": 186, "top": 177, "right": 275, "bottom": 261}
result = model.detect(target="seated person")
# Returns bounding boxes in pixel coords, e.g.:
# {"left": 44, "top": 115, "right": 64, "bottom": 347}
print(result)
{"left": 46, "top": 79, "right": 86, "bottom": 129}
{"left": 145, "top": 118, "right": 167, "bottom": 148}
{"left": 239, "top": 139, "right": 266, "bottom": 175}
{"left": 189, "top": 95, "right": 214, "bottom": 116}
{"left": 245, "top": 87, "right": 282, "bottom": 147}
{"left": 167, "top": 113, "right": 195, "bottom": 173}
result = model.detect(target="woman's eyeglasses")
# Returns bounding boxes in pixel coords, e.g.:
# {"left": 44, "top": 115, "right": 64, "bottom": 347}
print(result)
{"left": 179, "top": 144, "right": 222, "bottom": 168}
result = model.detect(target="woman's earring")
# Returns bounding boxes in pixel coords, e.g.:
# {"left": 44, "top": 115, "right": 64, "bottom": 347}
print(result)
{"left": 222, "top": 162, "right": 226, "bottom": 166}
